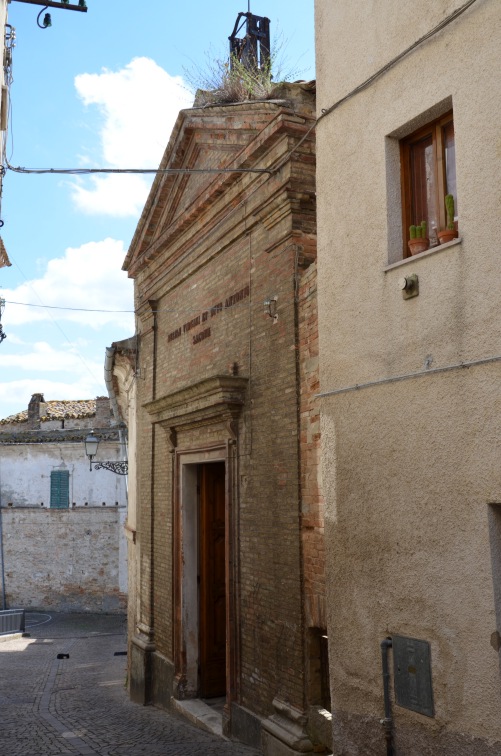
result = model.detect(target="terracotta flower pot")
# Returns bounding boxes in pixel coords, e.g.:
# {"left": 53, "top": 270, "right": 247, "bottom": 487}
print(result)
{"left": 408, "top": 238, "right": 430, "bottom": 256}
{"left": 437, "top": 229, "right": 456, "bottom": 244}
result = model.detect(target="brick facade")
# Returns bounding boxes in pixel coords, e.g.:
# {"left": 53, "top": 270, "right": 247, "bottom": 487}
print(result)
{"left": 125, "top": 84, "right": 326, "bottom": 753}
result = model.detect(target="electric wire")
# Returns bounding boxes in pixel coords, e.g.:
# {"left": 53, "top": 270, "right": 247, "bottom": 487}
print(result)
{"left": 3, "top": 299, "right": 252, "bottom": 314}
{"left": 272, "top": 0, "right": 479, "bottom": 174}
{"left": 2, "top": 0, "right": 478, "bottom": 183}
{"left": 5, "top": 161, "right": 272, "bottom": 176}
{"left": 0, "top": 0, "right": 480, "bottom": 355}
{"left": 6, "top": 255, "right": 104, "bottom": 386}
{"left": 5, "top": 300, "right": 135, "bottom": 313}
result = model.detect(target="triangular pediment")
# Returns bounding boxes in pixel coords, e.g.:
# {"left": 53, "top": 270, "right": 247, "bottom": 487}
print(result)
{"left": 123, "top": 100, "right": 292, "bottom": 276}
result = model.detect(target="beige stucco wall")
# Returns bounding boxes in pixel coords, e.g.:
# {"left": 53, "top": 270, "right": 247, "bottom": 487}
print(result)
{"left": 315, "top": 0, "right": 501, "bottom": 752}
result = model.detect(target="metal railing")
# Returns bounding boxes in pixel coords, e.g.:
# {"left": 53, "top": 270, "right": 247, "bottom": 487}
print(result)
{"left": 0, "top": 608, "right": 25, "bottom": 636}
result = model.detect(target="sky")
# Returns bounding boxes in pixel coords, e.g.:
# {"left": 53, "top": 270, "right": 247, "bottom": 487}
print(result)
{"left": 0, "top": 0, "right": 315, "bottom": 421}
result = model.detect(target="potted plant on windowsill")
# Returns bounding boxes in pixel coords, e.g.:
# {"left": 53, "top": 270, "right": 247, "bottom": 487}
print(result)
{"left": 437, "top": 194, "right": 457, "bottom": 244}
{"left": 408, "top": 221, "right": 429, "bottom": 255}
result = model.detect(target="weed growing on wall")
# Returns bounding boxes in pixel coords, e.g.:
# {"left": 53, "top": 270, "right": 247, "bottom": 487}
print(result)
{"left": 184, "top": 36, "right": 304, "bottom": 106}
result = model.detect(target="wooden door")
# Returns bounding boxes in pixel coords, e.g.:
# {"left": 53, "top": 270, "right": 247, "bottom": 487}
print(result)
{"left": 199, "top": 462, "right": 226, "bottom": 698}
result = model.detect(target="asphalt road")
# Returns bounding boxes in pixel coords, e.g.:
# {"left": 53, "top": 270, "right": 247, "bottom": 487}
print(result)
{"left": 0, "top": 612, "right": 260, "bottom": 756}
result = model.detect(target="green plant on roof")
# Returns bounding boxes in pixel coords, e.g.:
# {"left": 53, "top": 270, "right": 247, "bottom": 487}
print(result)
{"left": 185, "top": 32, "right": 304, "bottom": 106}
{"left": 445, "top": 194, "right": 455, "bottom": 230}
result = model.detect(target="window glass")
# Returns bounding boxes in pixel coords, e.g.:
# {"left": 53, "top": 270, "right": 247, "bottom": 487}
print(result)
{"left": 443, "top": 121, "right": 457, "bottom": 218}
{"left": 400, "top": 111, "right": 457, "bottom": 257}
{"left": 409, "top": 134, "right": 437, "bottom": 234}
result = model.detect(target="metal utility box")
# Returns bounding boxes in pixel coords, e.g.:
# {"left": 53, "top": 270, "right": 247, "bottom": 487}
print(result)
{"left": 392, "top": 635, "right": 434, "bottom": 717}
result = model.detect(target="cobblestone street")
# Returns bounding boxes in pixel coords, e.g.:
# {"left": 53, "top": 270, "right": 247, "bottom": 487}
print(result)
{"left": 0, "top": 613, "right": 260, "bottom": 756}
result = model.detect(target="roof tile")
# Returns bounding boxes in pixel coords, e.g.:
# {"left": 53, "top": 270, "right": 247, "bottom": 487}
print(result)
{"left": 0, "top": 399, "right": 96, "bottom": 425}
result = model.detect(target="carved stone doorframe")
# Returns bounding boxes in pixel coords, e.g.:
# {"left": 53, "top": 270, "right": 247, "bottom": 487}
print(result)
{"left": 173, "top": 444, "right": 228, "bottom": 700}
{"left": 144, "top": 375, "right": 247, "bottom": 717}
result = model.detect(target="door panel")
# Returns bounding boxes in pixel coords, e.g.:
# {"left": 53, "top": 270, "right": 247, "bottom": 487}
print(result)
{"left": 199, "top": 462, "right": 226, "bottom": 698}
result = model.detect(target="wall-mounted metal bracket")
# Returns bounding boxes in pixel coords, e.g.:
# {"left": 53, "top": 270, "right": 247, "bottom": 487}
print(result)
{"left": 10, "top": 1, "right": 87, "bottom": 11}
{"left": 92, "top": 460, "right": 128, "bottom": 475}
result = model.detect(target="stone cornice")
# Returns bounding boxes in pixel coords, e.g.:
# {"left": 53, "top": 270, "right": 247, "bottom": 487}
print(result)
{"left": 143, "top": 375, "right": 248, "bottom": 431}
{"left": 125, "top": 109, "right": 315, "bottom": 279}
{"left": 124, "top": 98, "right": 311, "bottom": 271}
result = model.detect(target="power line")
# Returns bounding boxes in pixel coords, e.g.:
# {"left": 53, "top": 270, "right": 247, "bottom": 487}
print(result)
{"left": 5, "top": 300, "right": 134, "bottom": 313}
{"left": 3, "top": 298, "right": 252, "bottom": 315}
{"left": 1, "top": 0, "right": 478, "bottom": 186}
{"left": 6, "top": 257, "right": 103, "bottom": 385}
{"left": 5, "top": 0, "right": 478, "bottom": 182}
{"left": 273, "top": 0, "right": 479, "bottom": 173}
{"left": 6, "top": 162, "right": 272, "bottom": 176}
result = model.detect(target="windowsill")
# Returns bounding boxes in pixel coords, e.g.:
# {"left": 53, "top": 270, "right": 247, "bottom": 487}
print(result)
{"left": 384, "top": 237, "right": 462, "bottom": 272}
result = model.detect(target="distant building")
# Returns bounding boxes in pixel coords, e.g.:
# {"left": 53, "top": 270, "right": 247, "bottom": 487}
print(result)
{"left": 121, "top": 83, "right": 329, "bottom": 753}
{"left": 0, "top": 393, "right": 127, "bottom": 613}
{"left": 315, "top": 0, "right": 501, "bottom": 753}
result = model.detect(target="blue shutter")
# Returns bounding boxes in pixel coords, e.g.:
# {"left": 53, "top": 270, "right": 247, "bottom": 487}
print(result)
{"left": 50, "top": 470, "right": 70, "bottom": 508}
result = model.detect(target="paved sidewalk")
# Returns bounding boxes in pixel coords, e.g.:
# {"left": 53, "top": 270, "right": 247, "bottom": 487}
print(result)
{"left": 0, "top": 612, "right": 260, "bottom": 756}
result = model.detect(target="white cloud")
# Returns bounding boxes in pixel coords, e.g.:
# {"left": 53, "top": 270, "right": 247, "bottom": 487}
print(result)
{"left": 0, "top": 342, "right": 103, "bottom": 375}
{"left": 3, "top": 333, "right": 25, "bottom": 345}
{"left": 72, "top": 57, "right": 193, "bottom": 216}
{"left": 2, "top": 238, "right": 134, "bottom": 330}
{"left": 71, "top": 174, "right": 153, "bottom": 218}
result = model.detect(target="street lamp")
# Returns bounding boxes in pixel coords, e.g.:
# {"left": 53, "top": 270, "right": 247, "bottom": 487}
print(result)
{"left": 84, "top": 431, "right": 128, "bottom": 475}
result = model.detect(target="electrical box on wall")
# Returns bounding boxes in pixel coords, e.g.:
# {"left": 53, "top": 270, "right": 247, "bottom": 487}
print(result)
{"left": 392, "top": 635, "right": 434, "bottom": 717}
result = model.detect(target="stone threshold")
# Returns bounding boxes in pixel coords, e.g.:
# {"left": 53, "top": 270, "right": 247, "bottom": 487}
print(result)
{"left": 170, "top": 697, "right": 226, "bottom": 739}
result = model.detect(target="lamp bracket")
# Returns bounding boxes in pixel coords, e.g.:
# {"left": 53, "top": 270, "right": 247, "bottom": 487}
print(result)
{"left": 92, "top": 460, "right": 128, "bottom": 476}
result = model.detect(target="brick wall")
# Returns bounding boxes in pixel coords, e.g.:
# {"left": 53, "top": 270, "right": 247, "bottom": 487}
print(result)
{"left": 298, "top": 260, "right": 325, "bottom": 630}
{"left": 129, "top": 90, "right": 317, "bottom": 728}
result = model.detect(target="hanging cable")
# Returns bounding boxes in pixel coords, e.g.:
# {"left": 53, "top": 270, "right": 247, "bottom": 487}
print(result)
{"left": 6, "top": 256, "right": 102, "bottom": 384}
{"left": 271, "top": 0, "right": 479, "bottom": 174}
{"left": 36, "top": 7, "right": 51, "bottom": 29}
{"left": 5, "top": 160, "right": 272, "bottom": 176}
{"left": 1, "top": 1, "right": 478, "bottom": 182}
{"left": 2, "top": 297, "right": 251, "bottom": 315}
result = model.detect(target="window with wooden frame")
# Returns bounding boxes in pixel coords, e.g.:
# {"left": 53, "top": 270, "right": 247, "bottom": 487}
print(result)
{"left": 400, "top": 111, "right": 457, "bottom": 257}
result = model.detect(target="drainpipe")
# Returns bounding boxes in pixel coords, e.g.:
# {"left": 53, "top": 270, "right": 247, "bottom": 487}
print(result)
{"left": 380, "top": 638, "right": 394, "bottom": 756}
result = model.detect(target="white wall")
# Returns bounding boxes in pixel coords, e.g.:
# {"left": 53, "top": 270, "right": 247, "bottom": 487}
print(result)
{"left": 0, "top": 440, "right": 127, "bottom": 507}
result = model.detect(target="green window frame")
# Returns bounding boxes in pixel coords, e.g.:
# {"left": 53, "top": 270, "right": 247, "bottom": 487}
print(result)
{"left": 50, "top": 469, "right": 70, "bottom": 509}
